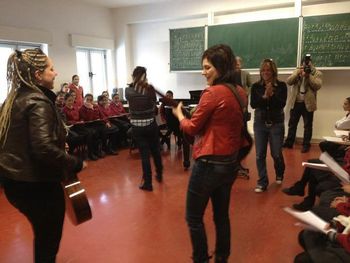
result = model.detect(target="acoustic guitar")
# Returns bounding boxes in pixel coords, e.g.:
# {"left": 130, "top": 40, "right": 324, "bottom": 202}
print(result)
{"left": 62, "top": 172, "right": 92, "bottom": 225}
{"left": 154, "top": 88, "right": 195, "bottom": 145}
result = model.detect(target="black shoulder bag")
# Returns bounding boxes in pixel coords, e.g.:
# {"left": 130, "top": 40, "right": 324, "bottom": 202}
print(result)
{"left": 225, "top": 83, "right": 253, "bottom": 161}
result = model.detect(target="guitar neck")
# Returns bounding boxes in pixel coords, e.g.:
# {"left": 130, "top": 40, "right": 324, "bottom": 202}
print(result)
{"left": 154, "top": 88, "right": 191, "bottom": 118}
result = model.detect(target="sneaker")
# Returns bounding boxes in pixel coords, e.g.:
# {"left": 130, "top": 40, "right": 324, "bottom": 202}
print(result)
{"left": 282, "top": 184, "right": 305, "bottom": 196}
{"left": 276, "top": 177, "right": 283, "bottom": 185}
{"left": 254, "top": 185, "right": 267, "bottom": 193}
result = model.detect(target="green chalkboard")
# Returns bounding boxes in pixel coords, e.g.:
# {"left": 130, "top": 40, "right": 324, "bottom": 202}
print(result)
{"left": 303, "top": 13, "right": 350, "bottom": 67}
{"left": 169, "top": 26, "right": 205, "bottom": 71}
{"left": 208, "top": 18, "right": 299, "bottom": 68}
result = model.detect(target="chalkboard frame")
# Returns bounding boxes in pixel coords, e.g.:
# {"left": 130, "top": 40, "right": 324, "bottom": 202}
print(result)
{"left": 169, "top": 13, "right": 350, "bottom": 71}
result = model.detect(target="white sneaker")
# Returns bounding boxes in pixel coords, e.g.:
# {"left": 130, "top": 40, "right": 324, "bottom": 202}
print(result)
{"left": 254, "top": 185, "right": 266, "bottom": 193}
{"left": 276, "top": 177, "right": 283, "bottom": 185}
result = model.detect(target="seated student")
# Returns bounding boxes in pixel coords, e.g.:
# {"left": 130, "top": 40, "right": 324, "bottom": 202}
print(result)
{"left": 97, "top": 95, "right": 126, "bottom": 147}
{"left": 294, "top": 194, "right": 350, "bottom": 263}
{"left": 79, "top": 94, "right": 119, "bottom": 155}
{"left": 62, "top": 93, "right": 100, "bottom": 160}
{"left": 159, "top": 90, "right": 191, "bottom": 169}
{"left": 69, "top": 90, "right": 78, "bottom": 108}
{"left": 283, "top": 148, "right": 350, "bottom": 211}
{"left": 312, "top": 183, "right": 350, "bottom": 222}
{"left": 319, "top": 97, "right": 350, "bottom": 161}
{"left": 55, "top": 91, "right": 65, "bottom": 112}
{"left": 108, "top": 93, "right": 131, "bottom": 146}
{"left": 110, "top": 92, "right": 127, "bottom": 115}
{"left": 60, "top": 82, "right": 69, "bottom": 94}
{"left": 102, "top": 90, "right": 112, "bottom": 103}
{"left": 159, "top": 90, "right": 182, "bottom": 149}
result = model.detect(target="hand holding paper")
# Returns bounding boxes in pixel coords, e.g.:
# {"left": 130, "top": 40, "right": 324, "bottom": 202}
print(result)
{"left": 284, "top": 207, "right": 335, "bottom": 234}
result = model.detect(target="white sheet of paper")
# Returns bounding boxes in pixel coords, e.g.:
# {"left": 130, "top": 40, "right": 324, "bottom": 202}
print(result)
{"left": 284, "top": 207, "right": 333, "bottom": 234}
{"left": 319, "top": 152, "right": 350, "bottom": 184}
{"left": 302, "top": 162, "right": 330, "bottom": 171}
{"left": 334, "top": 129, "right": 349, "bottom": 137}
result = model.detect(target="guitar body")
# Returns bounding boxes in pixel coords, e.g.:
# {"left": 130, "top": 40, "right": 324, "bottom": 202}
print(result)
{"left": 62, "top": 173, "right": 92, "bottom": 225}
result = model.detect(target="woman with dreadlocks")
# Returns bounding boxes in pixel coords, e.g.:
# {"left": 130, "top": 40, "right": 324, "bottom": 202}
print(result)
{"left": 0, "top": 48, "right": 84, "bottom": 263}
{"left": 125, "top": 66, "right": 163, "bottom": 191}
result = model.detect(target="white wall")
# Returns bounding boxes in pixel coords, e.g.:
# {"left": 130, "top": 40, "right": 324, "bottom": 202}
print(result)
{"left": 0, "top": 0, "right": 115, "bottom": 92}
{"left": 113, "top": 0, "right": 350, "bottom": 140}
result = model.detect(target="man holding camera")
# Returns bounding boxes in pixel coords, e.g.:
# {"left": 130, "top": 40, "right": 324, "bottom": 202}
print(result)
{"left": 283, "top": 54, "right": 323, "bottom": 153}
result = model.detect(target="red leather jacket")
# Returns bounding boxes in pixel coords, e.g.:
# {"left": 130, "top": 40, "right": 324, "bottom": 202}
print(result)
{"left": 180, "top": 84, "right": 247, "bottom": 160}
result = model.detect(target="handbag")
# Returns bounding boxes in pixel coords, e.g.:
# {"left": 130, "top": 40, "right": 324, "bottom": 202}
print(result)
{"left": 224, "top": 83, "right": 253, "bottom": 161}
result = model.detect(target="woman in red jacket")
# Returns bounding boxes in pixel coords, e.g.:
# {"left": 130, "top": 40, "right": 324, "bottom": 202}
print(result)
{"left": 172, "top": 44, "right": 247, "bottom": 263}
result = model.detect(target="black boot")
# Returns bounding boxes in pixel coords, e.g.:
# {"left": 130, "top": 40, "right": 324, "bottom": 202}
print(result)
{"left": 139, "top": 182, "right": 153, "bottom": 191}
{"left": 282, "top": 182, "right": 305, "bottom": 196}
{"left": 293, "top": 196, "right": 315, "bottom": 211}
{"left": 155, "top": 174, "right": 163, "bottom": 183}
{"left": 215, "top": 256, "right": 228, "bottom": 263}
{"left": 139, "top": 178, "right": 153, "bottom": 191}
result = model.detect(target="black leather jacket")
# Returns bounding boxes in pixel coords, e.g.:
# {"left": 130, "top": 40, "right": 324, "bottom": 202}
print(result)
{"left": 0, "top": 85, "right": 82, "bottom": 182}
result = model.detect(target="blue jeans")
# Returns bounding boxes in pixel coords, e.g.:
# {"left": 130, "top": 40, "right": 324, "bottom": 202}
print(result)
{"left": 186, "top": 160, "right": 238, "bottom": 262}
{"left": 132, "top": 121, "right": 163, "bottom": 184}
{"left": 254, "top": 120, "right": 285, "bottom": 188}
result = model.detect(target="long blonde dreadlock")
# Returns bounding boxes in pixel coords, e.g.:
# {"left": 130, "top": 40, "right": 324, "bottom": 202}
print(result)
{"left": 0, "top": 48, "right": 48, "bottom": 147}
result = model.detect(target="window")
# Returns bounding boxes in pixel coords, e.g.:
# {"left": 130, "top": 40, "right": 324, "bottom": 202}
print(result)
{"left": 76, "top": 48, "right": 108, "bottom": 98}
{"left": 0, "top": 42, "right": 42, "bottom": 103}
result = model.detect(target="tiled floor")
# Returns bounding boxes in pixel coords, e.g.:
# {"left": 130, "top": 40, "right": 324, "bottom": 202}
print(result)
{"left": 0, "top": 142, "right": 320, "bottom": 262}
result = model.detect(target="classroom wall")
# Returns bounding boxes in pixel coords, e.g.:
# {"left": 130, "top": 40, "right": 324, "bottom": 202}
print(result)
{"left": 112, "top": 0, "right": 350, "bottom": 140}
{"left": 0, "top": 0, "right": 116, "bottom": 92}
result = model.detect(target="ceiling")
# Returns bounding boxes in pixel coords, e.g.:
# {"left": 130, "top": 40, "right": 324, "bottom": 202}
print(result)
{"left": 70, "top": 0, "right": 185, "bottom": 8}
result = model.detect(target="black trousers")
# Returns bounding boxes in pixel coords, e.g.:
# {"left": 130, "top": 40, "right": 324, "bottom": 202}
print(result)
{"left": 285, "top": 102, "right": 314, "bottom": 147}
{"left": 3, "top": 178, "right": 65, "bottom": 263}
{"left": 296, "top": 230, "right": 350, "bottom": 263}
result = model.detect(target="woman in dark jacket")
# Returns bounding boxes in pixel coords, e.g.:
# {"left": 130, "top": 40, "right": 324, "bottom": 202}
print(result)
{"left": 125, "top": 66, "right": 163, "bottom": 191}
{"left": 0, "top": 48, "right": 84, "bottom": 263}
{"left": 250, "top": 58, "right": 287, "bottom": 193}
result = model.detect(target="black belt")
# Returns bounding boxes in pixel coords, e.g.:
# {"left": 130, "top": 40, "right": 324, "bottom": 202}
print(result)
{"left": 198, "top": 158, "right": 236, "bottom": 165}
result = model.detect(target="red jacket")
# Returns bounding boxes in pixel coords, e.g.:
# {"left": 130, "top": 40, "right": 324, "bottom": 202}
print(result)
{"left": 109, "top": 101, "right": 126, "bottom": 115}
{"left": 68, "top": 83, "right": 84, "bottom": 108}
{"left": 79, "top": 104, "right": 103, "bottom": 121}
{"left": 62, "top": 105, "right": 80, "bottom": 125}
{"left": 180, "top": 84, "right": 247, "bottom": 160}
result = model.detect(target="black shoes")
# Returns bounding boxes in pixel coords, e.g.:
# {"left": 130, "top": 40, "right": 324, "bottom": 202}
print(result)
{"left": 282, "top": 142, "right": 293, "bottom": 149}
{"left": 88, "top": 153, "right": 99, "bottom": 161}
{"left": 139, "top": 182, "right": 153, "bottom": 191}
{"left": 282, "top": 184, "right": 305, "bottom": 196}
{"left": 301, "top": 145, "right": 310, "bottom": 153}
{"left": 292, "top": 197, "right": 314, "bottom": 211}
{"left": 155, "top": 174, "right": 163, "bottom": 183}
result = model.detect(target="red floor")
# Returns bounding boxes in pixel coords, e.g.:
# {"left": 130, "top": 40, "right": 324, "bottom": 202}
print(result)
{"left": 0, "top": 142, "right": 321, "bottom": 263}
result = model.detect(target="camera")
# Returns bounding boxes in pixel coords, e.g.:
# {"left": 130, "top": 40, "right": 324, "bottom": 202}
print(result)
{"left": 303, "top": 54, "right": 312, "bottom": 74}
